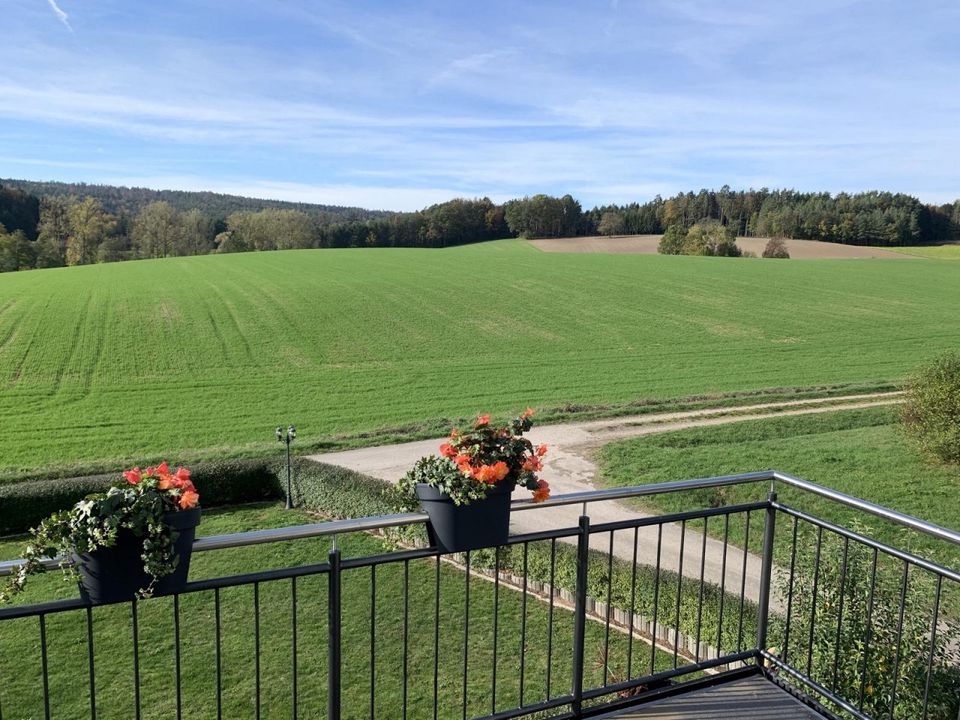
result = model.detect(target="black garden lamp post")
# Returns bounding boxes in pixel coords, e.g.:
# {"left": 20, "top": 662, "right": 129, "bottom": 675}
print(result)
{"left": 277, "top": 424, "right": 296, "bottom": 509}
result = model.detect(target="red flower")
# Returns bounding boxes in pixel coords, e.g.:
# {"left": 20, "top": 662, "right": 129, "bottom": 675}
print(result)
{"left": 156, "top": 461, "right": 170, "bottom": 475}
{"left": 174, "top": 467, "right": 191, "bottom": 484}
{"left": 522, "top": 407, "right": 535, "bottom": 419}
{"left": 536, "top": 444, "right": 548, "bottom": 457}
{"left": 475, "top": 414, "right": 491, "bottom": 427}
{"left": 123, "top": 467, "right": 142, "bottom": 485}
{"left": 532, "top": 479, "right": 550, "bottom": 503}
{"left": 439, "top": 442, "right": 457, "bottom": 458}
{"left": 522, "top": 456, "right": 542, "bottom": 472}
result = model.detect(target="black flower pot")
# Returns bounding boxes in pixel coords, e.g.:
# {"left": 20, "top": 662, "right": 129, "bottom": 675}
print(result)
{"left": 415, "top": 483, "right": 512, "bottom": 553}
{"left": 75, "top": 506, "right": 202, "bottom": 605}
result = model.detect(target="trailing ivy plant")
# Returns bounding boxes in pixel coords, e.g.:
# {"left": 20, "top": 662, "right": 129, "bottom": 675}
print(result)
{"left": 0, "top": 463, "right": 200, "bottom": 602}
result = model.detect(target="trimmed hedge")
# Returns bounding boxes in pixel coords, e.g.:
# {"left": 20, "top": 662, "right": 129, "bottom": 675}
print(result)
{"left": 0, "top": 460, "right": 282, "bottom": 535}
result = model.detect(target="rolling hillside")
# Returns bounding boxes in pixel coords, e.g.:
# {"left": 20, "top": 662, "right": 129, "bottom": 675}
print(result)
{"left": 1, "top": 240, "right": 957, "bottom": 472}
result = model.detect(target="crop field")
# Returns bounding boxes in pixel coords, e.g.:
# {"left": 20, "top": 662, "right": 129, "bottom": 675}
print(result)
{"left": 1, "top": 240, "right": 959, "bottom": 473}
{"left": 884, "top": 244, "right": 960, "bottom": 259}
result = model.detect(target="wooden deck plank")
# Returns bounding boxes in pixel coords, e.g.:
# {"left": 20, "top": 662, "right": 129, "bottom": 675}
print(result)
{"left": 599, "top": 676, "right": 823, "bottom": 719}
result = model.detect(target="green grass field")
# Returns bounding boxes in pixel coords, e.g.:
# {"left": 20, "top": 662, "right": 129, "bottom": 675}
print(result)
{"left": 2, "top": 240, "right": 959, "bottom": 473}
{"left": 0, "top": 503, "right": 680, "bottom": 719}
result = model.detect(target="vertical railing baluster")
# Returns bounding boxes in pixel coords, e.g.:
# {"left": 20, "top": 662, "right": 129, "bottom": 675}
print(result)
{"left": 649, "top": 524, "right": 663, "bottom": 676}
{"left": 717, "top": 513, "right": 730, "bottom": 656}
{"left": 737, "top": 512, "right": 751, "bottom": 654}
{"left": 215, "top": 588, "right": 223, "bottom": 720}
{"left": 695, "top": 517, "right": 708, "bottom": 662}
{"left": 806, "top": 526, "right": 823, "bottom": 678}
{"left": 673, "top": 520, "right": 686, "bottom": 669}
{"left": 626, "top": 526, "right": 639, "bottom": 679}
{"left": 519, "top": 542, "right": 528, "bottom": 707}
{"left": 782, "top": 516, "right": 799, "bottom": 664}
{"left": 39, "top": 614, "right": 50, "bottom": 720}
{"left": 546, "top": 539, "right": 556, "bottom": 699}
{"left": 291, "top": 578, "right": 298, "bottom": 720}
{"left": 86, "top": 606, "right": 96, "bottom": 720}
{"left": 173, "top": 595, "right": 182, "bottom": 720}
{"left": 831, "top": 538, "right": 850, "bottom": 690}
{"left": 131, "top": 601, "right": 141, "bottom": 720}
{"left": 888, "top": 561, "right": 910, "bottom": 719}
{"left": 403, "top": 559, "right": 409, "bottom": 720}
{"left": 328, "top": 550, "right": 341, "bottom": 720}
{"left": 921, "top": 574, "right": 942, "bottom": 720}
{"left": 371, "top": 565, "right": 377, "bottom": 720}
{"left": 491, "top": 548, "right": 500, "bottom": 714}
{"left": 603, "top": 531, "right": 614, "bottom": 686}
{"left": 432, "top": 556, "right": 440, "bottom": 720}
{"left": 570, "top": 515, "right": 590, "bottom": 716}
{"left": 254, "top": 582, "right": 261, "bottom": 720}
{"left": 858, "top": 548, "right": 879, "bottom": 712}
{"left": 756, "top": 491, "right": 777, "bottom": 659}
{"left": 462, "top": 551, "right": 471, "bottom": 720}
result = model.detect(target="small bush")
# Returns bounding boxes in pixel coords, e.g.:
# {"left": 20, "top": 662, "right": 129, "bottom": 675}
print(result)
{"left": 657, "top": 225, "right": 686, "bottom": 255}
{"left": 902, "top": 352, "right": 960, "bottom": 464}
{"left": 762, "top": 237, "right": 790, "bottom": 258}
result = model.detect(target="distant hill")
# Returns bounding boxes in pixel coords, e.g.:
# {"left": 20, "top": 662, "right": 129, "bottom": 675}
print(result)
{"left": 0, "top": 178, "right": 393, "bottom": 223}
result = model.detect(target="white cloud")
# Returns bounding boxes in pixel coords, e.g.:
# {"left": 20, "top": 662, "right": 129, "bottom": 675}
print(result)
{"left": 46, "top": 0, "right": 72, "bottom": 31}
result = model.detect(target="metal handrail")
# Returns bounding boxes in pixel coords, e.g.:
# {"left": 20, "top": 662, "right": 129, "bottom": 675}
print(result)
{"left": 0, "top": 468, "right": 956, "bottom": 576}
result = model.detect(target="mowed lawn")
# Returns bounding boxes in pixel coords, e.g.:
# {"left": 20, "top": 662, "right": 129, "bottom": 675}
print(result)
{"left": 0, "top": 503, "right": 672, "bottom": 720}
{"left": 1, "top": 240, "right": 959, "bottom": 472}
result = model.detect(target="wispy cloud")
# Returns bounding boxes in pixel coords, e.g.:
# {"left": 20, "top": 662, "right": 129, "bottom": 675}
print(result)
{"left": 46, "top": 0, "right": 72, "bottom": 32}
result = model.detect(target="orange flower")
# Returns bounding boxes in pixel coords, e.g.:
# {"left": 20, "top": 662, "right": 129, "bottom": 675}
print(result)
{"left": 475, "top": 461, "right": 510, "bottom": 484}
{"left": 532, "top": 479, "right": 550, "bottom": 503}
{"left": 157, "top": 474, "right": 174, "bottom": 490}
{"left": 522, "top": 407, "right": 535, "bottom": 419}
{"left": 536, "top": 444, "right": 548, "bottom": 457}
{"left": 522, "top": 456, "right": 542, "bottom": 472}
{"left": 174, "top": 467, "right": 191, "bottom": 483}
{"left": 439, "top": 442, "right": 457, "bottom": 458}
{"left": 178, "top": 490, "right": 200, "bottom": 510}
{"left": 475, "top": 414, "right": 491, "bottom": 427}
{"left": 123, "top": 467, "right": 142, "bottom": 485}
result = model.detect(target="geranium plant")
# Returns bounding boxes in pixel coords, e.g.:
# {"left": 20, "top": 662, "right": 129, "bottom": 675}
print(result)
{"left": 399, "top": 409, "right": 550, "bottom": 506}
{"left": 1, "top": 462, "right": 200, "bottom": 602}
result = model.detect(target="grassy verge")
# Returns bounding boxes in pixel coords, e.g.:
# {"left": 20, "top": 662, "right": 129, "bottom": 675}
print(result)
{"left": 0, "top": 503, "right": 683, "bottom": 720}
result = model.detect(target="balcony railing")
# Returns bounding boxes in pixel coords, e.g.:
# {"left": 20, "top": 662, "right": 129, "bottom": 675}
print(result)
{"left": 0, "top": 470, "right": 957, "bottom": 720}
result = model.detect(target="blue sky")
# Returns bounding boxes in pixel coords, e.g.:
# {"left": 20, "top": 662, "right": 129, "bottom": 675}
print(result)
{"left": 2, "top": 1, "right": 958, "bottom": 211}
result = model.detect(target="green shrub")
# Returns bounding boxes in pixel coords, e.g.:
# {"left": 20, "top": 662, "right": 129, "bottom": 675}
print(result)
{"left": 287, "top": 458, "right": 396, "bottom": 520}
{"left": 657, "top": 225, "right": 686, "bottom": 254}
{"left": 902, "top": 352, "right": 960, "bottom": 464}
{"left": 762, "top": 236, "right": 790, "bottom": 259}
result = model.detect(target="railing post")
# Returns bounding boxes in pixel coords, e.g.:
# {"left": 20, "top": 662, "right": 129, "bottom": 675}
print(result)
{"left": 328, "top": 548, "right": 342, "bottom": 720}
{"left": 571, "top": 514, "right": 590, "bottom": 717}
{"left": 756, "top": 489, "right": 777, "bottom": 660}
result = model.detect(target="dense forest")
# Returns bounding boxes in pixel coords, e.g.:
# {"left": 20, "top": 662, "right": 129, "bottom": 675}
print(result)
{"left": 1, "top": 180, "right": 958, "bottom": 273}
{"left": 0, "top": 179, "right": 389, "bottom": 223}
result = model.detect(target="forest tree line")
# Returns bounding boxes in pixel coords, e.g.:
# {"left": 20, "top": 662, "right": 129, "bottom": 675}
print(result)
{"left": 1, "top": 182, "right": 958, "bottom": 273}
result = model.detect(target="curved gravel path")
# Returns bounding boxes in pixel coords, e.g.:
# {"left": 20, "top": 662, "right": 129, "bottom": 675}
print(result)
{"left": 308, "top": 392, "right": 902, "bottom": 608}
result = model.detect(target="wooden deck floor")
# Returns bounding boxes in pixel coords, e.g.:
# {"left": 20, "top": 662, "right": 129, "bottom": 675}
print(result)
{"left": 597, "top": 676, "right": 824, "bottom": 719}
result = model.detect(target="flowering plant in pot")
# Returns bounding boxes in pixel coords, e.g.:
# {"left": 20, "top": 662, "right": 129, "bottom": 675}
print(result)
{"left": 1, "top": 462, "right": 201, "bottom": 605}
{"left": 397, "top": 409, "right": 549, "bottom": 552}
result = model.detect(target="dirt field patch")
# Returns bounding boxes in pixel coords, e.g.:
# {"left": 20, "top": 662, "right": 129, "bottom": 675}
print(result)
{"left": 529, "top": 235, "right": 916, "bottom": 259}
